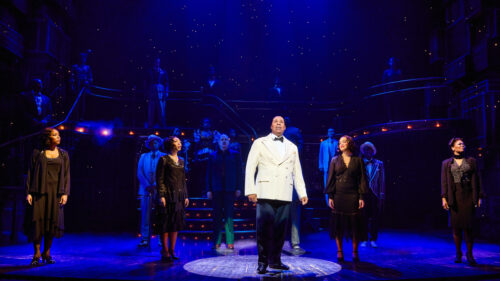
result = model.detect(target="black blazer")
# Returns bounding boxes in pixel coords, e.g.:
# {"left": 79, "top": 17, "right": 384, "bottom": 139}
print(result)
{"left": 441, "top": 157, "right": 484, "bottom": 206}
{"left": 206, "top": 149, "right": 242, "bottom": 192}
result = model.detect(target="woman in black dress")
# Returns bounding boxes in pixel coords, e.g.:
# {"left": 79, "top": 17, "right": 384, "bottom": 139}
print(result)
{"left": 25, "top": 127, "right": 70, "bottom": 265}
{"left": 156, "top": 136, "right": 189, "bottom": 262}
{"left": 326, "top": 135, "right": 368, "bottom": 263}
{"left": 441, "top": 138, "right": 483, "bottom": 265}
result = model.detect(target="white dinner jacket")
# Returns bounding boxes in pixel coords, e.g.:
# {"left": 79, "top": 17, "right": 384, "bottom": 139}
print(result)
{"left": 245, "top": 134, "right": 307, "bottom": 202}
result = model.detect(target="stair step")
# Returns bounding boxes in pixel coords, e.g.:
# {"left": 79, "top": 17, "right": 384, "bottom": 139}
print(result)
{"left": 185, "top": 219, "right": 256, "bottom": 231}
{"left": 179, "top": 230, "right": 256, "bottom": 241}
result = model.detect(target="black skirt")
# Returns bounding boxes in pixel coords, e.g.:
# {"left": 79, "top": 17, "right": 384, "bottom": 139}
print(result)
{"left": 449, "top": 183, "right": 477, "bottom": 230}
{"left": 155, "top": 202, "right": 185, "bottom": 233}
{"left": 329, "top": 193, "right": 367, "bottom": 241}
{"left": 24, "top": 157, "right": 64, "bottom": 241}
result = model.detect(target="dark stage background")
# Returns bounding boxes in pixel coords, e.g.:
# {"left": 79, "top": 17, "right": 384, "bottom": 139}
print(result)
{"left": 0, "top": 0, "right": 499, "bottom": 242}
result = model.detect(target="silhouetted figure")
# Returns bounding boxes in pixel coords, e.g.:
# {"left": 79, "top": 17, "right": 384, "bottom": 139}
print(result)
{"left": 201, "top": 66, "right": 223, "bottom": 97}
{"left": 70, "top": 51, "right": 93, "bottom": 120}
{"left": 268, "top": 75, "right": 283, "bottom": 99}
{"left": 146, "top": 58, "right": 169, "bottom": 128}
{"left": 382, "top": 57, "right": 402, "bottom": 122}
{"left": 192, "top": 118, "right": 220, "bottom": 196}
{"left": 319, "top": 128, "right": 338, "bottom": 205}
{"left": 21, "top": 79, "right": 53, "bottom": 133}
{"left": 382, "top": 57, "right": 402, "bottom": 83}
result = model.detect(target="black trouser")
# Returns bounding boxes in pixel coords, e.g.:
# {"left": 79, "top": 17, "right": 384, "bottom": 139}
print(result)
{"left": 256, "top": 199, "right": 291, "bottom": 266}
{"left": 212, "top": 191, "right": 235, "bottom": 245}
{"left": 363, "top": 191, "right": 381, "bottom": 241}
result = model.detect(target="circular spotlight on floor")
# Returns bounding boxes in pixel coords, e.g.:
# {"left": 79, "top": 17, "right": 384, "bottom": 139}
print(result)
{"left": 183, "top": 255, "right": 341, "bottom": 279}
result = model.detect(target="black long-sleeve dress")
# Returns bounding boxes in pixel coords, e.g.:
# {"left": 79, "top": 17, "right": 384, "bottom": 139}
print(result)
{"left": 24, "top": 148, "right": 70, "bottom": 241}
{"left": 155, "top": 155, "right": 188, "bottom": 233}
{"left": 326, "top": 155, "right": 368, "bottom": 241}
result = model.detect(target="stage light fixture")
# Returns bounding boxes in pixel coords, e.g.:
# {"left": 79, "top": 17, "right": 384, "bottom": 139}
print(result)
{"left": 100, "top": 129, "right": 111, "bottom": 136}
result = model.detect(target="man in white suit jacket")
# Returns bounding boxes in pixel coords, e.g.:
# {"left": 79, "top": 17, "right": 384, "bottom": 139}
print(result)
{"left": 245, "top": 116, "right": 308, "bottom": 274}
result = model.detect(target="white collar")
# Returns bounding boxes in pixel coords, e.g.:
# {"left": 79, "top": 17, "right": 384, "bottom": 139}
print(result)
{"left": 269, "top": 133, "right": 284, "bottom": 139}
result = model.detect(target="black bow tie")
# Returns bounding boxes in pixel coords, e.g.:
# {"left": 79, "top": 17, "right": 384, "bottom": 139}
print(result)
{"left": 273, "top": 137, "right": 284, "bottom": 143}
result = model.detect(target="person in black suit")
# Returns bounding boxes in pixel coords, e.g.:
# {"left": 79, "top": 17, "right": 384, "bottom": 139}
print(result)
{"left": 21, "top": 79, "right": 53, "bottom": 133}
{"left": 206, "top": 134, "right": 242, "bottom": 250}
{"left": 201, "top": 66, "right": 224, "bottom": 97}
{"left": 441, "top": 137, "right": 484, "bottom": 265}
{"left": 146, "top": 57, "right": 169, "bottom": 128}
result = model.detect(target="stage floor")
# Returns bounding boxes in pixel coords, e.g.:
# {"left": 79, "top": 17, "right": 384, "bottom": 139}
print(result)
{"left": 1, "top": 230, "right": 499, "bottom": 280}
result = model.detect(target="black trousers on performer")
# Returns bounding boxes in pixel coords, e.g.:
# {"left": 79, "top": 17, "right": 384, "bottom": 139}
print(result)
{"left": 363, "top": 190, "right": 381, "bottom": 241}
{"left": 256, "top": 199, "right": 291, "bottom": 266}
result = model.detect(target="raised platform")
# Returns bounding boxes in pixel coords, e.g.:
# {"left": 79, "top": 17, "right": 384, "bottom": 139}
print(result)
{"left": 1, "top": 230, "right": 500, "bottom": 280}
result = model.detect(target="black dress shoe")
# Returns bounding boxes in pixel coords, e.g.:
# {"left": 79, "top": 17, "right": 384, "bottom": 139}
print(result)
{"left": 168, "top": 250, "right": 179, "bottom": 260}
{"left": 257, "top": 263, "right": 268, "bottom": 274}
{"left": 269, "top": 263, "right": 290, "bottom": 270}
{"left": 352, "top": 251, "right": 360, "bottom": 263}
{"left": 161, "top": 256, "right": 173, "bottom": 263}
{"left": 30, "top": 255, "right": 41, "bottom": 266}
{"left": 466, "top": 252, "right": 477, "bottom": 266}
{"left": 42, "top": 255, "right": 55, "bottom": 264}
{"left": 337, "top": 250, "right": 344, "bottom": 263}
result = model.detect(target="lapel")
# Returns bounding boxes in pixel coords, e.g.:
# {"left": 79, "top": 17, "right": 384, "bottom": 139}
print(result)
{"left": 262, "top": 135, "right": 282, "bottom": 164}
{"left": 262, "top": 134, "right": 293, "bottom": 165}
{"left": 281, "top": 139, "right": 294, "bottom": 164}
